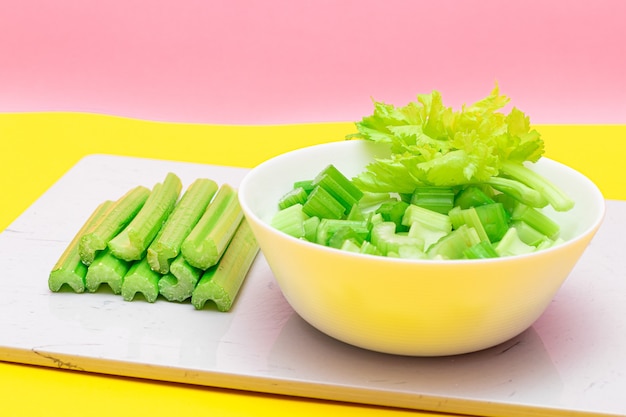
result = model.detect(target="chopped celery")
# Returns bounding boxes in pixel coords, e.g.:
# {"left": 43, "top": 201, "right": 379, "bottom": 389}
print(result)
{"left": 85, "top": 248, "right": 131, "bottom": 294}
{"left": 401, "top": 204, "right": 452, "bottom": 231}
{"left": 79, "top": 186, "right": 151, "bottom": 265}
{"left": 181, "top": 184, "right": 244, "bottom": 270}
{"left": 303, "top": 216, "right": 320, "bottom": 242}
{"left": 315, "top": 219, "right": 369, "bottom": 247}
{"left": 474, "top": 203, "right": 510, "bottom": 242}
{"left": 277, "top": 186, "right": 309, "bottom": 210}
{"left": 448, "top": 206, "right": 490, "bottom": 243}
{"left": 271, "top": 203, "right": 307, "bottom": 238}
{"left": 293, "top": 179, "right": 315, "bottom": 194}
{"left": 376, "top": 199, "right": 410, "bottom": 232}
{"left": 410, "top": 186, "right": 455, "bottom": 214}
{"left": 121, "top": 257, "right": 162, "bottom": 302}
{"left": 158, "top": 254, "right": 203, "bottom": 302}
{"left": 311, "top": 164, "right": 364, "bottom": 212}
{"left": 108, "top": 173, "right": 182, "bottom": 262}
{"left": 511, "top": 203, "right": 560, "bottom": 240}
{"left": 427, "top": 225, "right": 481, "bottom": 260}
{"left": 302, "top": 185, "right": 345, "bottom": 219}
{"left": 340, "top": 239, "right": 363, "bottom": 253}
{"left": 454, "top": 186, "right": 495, "bottom": 209}
{"left": 49, "top": 200, "right": 113, "bottom": 293}
{"left": 464, "top": 240, "right": 500, "bottom": 259}
{"left": 495, "top": 228, "right": 536, "bottom": 257}
{"left": 371, "top": 222, "right": 423, "bottom": 256}
{"left": 511, "top": 220, "right": 548, "bottom": 246}
{"left": 147, "top": 178, "right": 218, "bottom": 274}
{"left": 191, "top": 219, "right": 259, "bottom": 312}
{"left": 487, "top": 176, "right": 548, "bottom": 208}
{"left": 500, "top": 161, "right": 575, "bottom": 212}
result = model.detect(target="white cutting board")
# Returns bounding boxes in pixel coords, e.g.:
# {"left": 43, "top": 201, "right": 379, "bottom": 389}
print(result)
{"left": 1, "top": 154, "right": 625, "bottom": 417}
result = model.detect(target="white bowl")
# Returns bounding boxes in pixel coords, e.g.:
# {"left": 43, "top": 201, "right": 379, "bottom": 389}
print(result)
{"left": 238, "top": 140, "right": 605, "bottom": 356}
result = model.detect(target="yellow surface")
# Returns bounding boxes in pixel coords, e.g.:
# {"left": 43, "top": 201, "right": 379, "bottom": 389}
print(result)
{"left": 0, "top": 112, "right": 624, "bottom": 416}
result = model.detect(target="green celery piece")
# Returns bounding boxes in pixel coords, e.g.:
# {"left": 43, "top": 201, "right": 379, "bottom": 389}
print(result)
{"left": 511, "top": 203, "right": 560, "bottom": 240}
{"left": 511, "top": 220, "right": 548, "bottom": 246}
{"left": 271, "top": 203, "right": 307, "bottom": 238}
{"left": 302, "top": 185, "right": 346, "bottom": 220}
{"left": 401, "top": 204, "right": 452, "bottom": 232}
{"left": 277, "top": 186, "right": 309, "bottom": 210}
{"left": 500, "top": 161, "right": 575, "bottom": 212}
{"left": 191, "top": 219, "right": 259, "bottom": 312}
{"left": 316, "top": 219, "right": 369, "bottom": 247}
{"left": 108, "top": 173, "right": 182, "bottom": 262}
{"left": 370, "top": 222, "right": 423, "bottom": 256}
{"left": 448, "top": 206, "right": 490, "bottom": 243}
{"left": 393, "top": 245, "right": 427, "bottom": 260}
{"left": 158, "top": 254, "right": 203, "bottom": 302}
{"left": 474, "top": 203, "right": 510, "bottom": 243}
{"left": 85, "top": 248, "right": 131, "bottom": 294}
{"left": 79, "top": 186, "right": 151, "bottom": 265}
{"left": 147, "top": 178, "right": 218, "bottom": 274}
{"left": 376, "top": 199, "right": 410, "bottom": 232}
{"left": 410, "top": 186, "right": 455, "bottom": 214}
{"left": 495, "top": 228, "right": 536, "bottom": 257}
{"left": 293, "top": 179, "right": 315, "bottom": 194}
{"left": 340, "top": 239, "right": 362, "bottom": 253}
{"left": 463, "top": 240, "right": 500, "bottom": 259}
{"left": 360, "top": 240, "right": 382, "bottom": 256}
{"left": 121, "top": 257, "right": 162, "bottom": 302}
{"left": 311, "top": 164, "right": 364, "bottom": 212}
{"left": 487, "top": 176, "right": 548, "bottom": 208}
{"left": 427, "top": 225, "right": 481, "bottom": 260}
{"left": 49, "top": 200, "right": 113, "bottom": 293}
{"left": 181, "top": 183, "right": 244, "bottom": 270}
{"left": 454, "top": 186, "right": 495, "bottom": 209}
{"left": 302, "top": 216, "right": 320, "bottom": 242}
{"left": 407, "top": 222, "right": 448, "bottom": 251}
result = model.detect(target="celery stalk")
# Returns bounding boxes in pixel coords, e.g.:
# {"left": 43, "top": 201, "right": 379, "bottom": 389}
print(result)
{"left": 147, "top": 178, "right": 218, "bottom": 274}
{"left": 181, "top": 184, "right": 244, "bottom": 270}
{"left": 121, "top": 257, "right": 162, "bottom": 302}
{"left": 85, "top": 248, "right": 131, "bottom": 294}
{"left": 191, "top": 219, "right": 259, "bottom": 312}
{"left": 108, "top": 173, "right": 182, "bottom": 262}
{"left": 79, "top": 186, "right": 151, "bottom": 265}
{"left": 158, "top": 254, "right": 202, "bottom": 302}
{"left": 49, "top": 200, "right": 113, "bottom": 293}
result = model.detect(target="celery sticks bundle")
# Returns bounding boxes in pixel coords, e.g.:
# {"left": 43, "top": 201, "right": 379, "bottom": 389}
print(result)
{"left": 49, "top": 172, "right": 259, "bottom": 312}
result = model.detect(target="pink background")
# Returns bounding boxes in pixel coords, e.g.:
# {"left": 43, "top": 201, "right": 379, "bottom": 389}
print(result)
{"left": 1, "top": 1, "right": 624, "bottom": 124}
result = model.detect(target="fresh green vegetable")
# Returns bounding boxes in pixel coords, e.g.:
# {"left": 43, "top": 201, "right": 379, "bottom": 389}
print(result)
{"left": 191, "top": 219, "right": 259, "bottom": 312}
{"left": 79, "top": 186, "right": 150, "bottom": 265}
{"left": 147, "top": 178, "right": 218, "bottom": 274}
{"left": 85, "top": 248, "right": 131, "bottom": 294}
{"left": 120, "top": 257, "right": 161, "bottom": 302}
{"left": 181, "top": 184, "right": 244, "bottom": 270}
{"left": 108, "top": 172, "right": 182, "bottom": 262}
{"left": 49, "top": 201, "right": 113, "bottom": 293}
{"left": 345, "top": 85, "right": 573, "bottom": 212}
{"left": 158, "top": 254, "right": 203, "bottom": 302}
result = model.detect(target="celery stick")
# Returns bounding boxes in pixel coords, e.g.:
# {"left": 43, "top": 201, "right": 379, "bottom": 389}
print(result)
{"left": 181, "top": 184, "right": 244, "bottom": 270}
{"left": 79, "top": 186, "right": 151, "bottom": 265}
{"left": 147, "top": 178, "right": 218, "bottom": 274}
{"left": 277, "top": 186, "right": 309, "bottom": 210}
{"left": 474, "top": 203, "right": 510, "bottom": 242}
{"left": 371, "top": 222, "right": 423, "bottom": 256}
{"left": 121, "top": 257, "right": 162, "bottom": 302}
{"left": 108, "top": 173, "right": 182, "bottom": 262}
{"left": 376, "top": 199, "right": 410, "bottom": 232}
{"left": 427, "top": 225, "right": 481, "bottom": 260}
{"left": 85, "top": 248, "right": 131, "bottom": 294}
{"left": 454, "top": 186, "right": 495, "bottom": 209}
{"left": 301, "top": 185, "right": 346, "bottom": 220}
{"left": 495, "top": 228, "right": 536, "bottom": 257}
{"left": 487, "top": 176, "right": 548, "bottom": 208}
{"left": 448, "top": 206, "right": 490, "bottom": 243}
{"left": 158, "top": 254, "right": 202, "bottom": 302}
{"left": 302, "top": 216, "right": 320, "bottom": 242}
{"left": 271, "top": 203, "right": 307, "bottom": 238}
{"left": 464, "top": 240, "right": 500, "bottom": 259}
{"left": 410, "top": 186, "right": 455, "bottom": 214}
{"left": 191, "top": 219, "right": 259, "bottom": 312}
{"left": 49, "top": 201, "right": 113, "bottom": 293}
{"left": 311, "top": 164, "right": 364, "bottom": 212}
